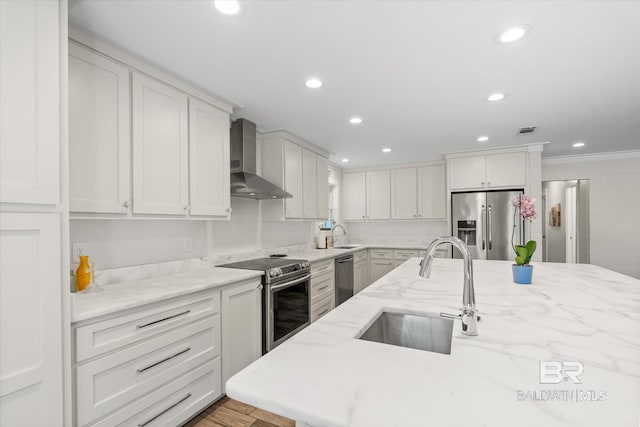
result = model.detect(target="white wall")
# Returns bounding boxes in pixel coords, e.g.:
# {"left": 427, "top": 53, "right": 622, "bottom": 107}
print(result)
{"left": 347, "top": 221, "right": 448, "bottom": 247}
{"left": 70, "top": 220, "right": 208, "bottom": 269}
{"left": 542, "top": 153, "right": 640, "bottom": 278}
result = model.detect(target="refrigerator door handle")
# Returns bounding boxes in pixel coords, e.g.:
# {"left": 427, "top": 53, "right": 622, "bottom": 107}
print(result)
{"left": 481, "top": 204, "right": 486, "bottom": 250}
{"left": 488, "top": 204, "right": 493, "bottom": 250}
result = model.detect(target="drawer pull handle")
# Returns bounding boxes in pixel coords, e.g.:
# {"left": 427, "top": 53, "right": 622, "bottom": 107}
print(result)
{"left": 317, "top": 285, "right": 329, "bottom": 292}
{"left": 137, "top": 347, "right": 191, "bottom": 374}
{"left": 137, "top": 310, "right": 191, "bottom": 329}
{"left": 318, "top": 266, "right": 328, "bottom": 271}
{"left": 137, "top": 393, "right": 192, "bottom": 427}
{"left": 318, "top": 308, "right": 330, "bottom": 317}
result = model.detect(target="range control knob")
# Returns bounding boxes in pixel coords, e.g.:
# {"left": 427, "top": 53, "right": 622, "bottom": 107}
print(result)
{"left": 302, "top": 262, "right": 310, "bottom": 269}
{"left": 269, "top": 268, "right": 282, "bottom": 277}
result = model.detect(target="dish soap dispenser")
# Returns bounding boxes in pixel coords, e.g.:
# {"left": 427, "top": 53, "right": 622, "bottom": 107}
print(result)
{"left": 76, "top": 255, "right": 91, "bottom": 292}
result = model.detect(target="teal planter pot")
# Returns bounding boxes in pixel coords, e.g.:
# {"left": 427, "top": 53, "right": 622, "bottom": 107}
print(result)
{"left": 513, "top": 265, "right": 533, "bottom": 285}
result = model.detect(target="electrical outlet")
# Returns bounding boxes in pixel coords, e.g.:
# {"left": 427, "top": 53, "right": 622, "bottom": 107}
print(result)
{"left": 183, "top": 238, "right": 193, "bottom": 253}
{"left": 72, "top": 242, "right": 88, "bottom": 260}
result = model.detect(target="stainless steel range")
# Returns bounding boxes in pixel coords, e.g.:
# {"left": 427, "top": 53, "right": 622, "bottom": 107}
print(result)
{"left": 217, "top": 257, "right": 311, "bottom": 353}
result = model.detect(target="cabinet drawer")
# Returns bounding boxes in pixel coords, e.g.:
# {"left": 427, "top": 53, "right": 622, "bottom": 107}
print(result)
{"left": 353, "top": 249, "right": 368, "bottom": 263}
{"left": 310, "top": 271, "right": 334, "bottom": 306}
{"left": 369, "top": 249, "right": 393, "bottom": 260}
{"left": 311, "top": 259, "right": 334, "bottom": 276}
{"left": 310, "top": 295, "right": 334, "bottom": 323}
{"left": 91, "top": 358, "right": 222, "bottom": 427}
{"left": 75, "top": 291, "right": 220, "bottom": 363}
{"left": 393, "top": 249, "right": 419, "bottom": 260}
{"left": 76, "top": 316, "right": 220, "bottom": 426}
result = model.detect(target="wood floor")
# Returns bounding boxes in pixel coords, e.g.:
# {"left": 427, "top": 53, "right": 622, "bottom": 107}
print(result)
{"left": 184, "top": 396, "right": 295, "bottom": 427}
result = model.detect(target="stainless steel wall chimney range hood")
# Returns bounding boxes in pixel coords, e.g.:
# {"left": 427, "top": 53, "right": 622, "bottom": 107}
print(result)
{"left": 230, "top": 118, "right": 292, "bottom": 200}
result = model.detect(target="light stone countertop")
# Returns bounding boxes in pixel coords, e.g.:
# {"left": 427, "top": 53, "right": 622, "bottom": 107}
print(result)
{"left": 286, "top": 244, "right": 427, "bottom": 263}
{"left": 71, "top": 266, "right": 263, "bottom": 323}
{"left": 226, "top": 258, "right": 640, "bottom": 427}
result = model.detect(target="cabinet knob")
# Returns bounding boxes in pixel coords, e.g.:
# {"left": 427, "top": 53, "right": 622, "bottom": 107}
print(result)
{"left": 226, "top": 207, "right": 232, "bottom": 213}
{"left": 481, "top": 181, "right": 485, "bottom": 185}
{"left": 487, "top": 181, "right": 491, "bottom": 185}
{"left": 183, "top": 205, "right": 190, "bottom": 211}
{"left": 122, "top": 201, "right": 130, "bottom": 209}
{"left": 362, "top": 215, "right": 365, "bottom": 219}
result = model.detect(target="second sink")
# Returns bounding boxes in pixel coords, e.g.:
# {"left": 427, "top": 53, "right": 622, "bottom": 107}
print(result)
{"left": 358, "top": 311, "right": 453, "bottom": 355}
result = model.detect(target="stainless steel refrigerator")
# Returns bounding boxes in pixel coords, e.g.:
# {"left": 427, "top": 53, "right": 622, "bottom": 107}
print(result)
{"left": 451, "top": 190, "right": 524, "bottom": 260}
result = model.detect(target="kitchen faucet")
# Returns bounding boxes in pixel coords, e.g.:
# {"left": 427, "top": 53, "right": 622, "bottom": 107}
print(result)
{"left": 331, "top": 224, "right": 347, "bottom": 247}
{"left": 419, "top": 236, "right": 478, "bottom": 336}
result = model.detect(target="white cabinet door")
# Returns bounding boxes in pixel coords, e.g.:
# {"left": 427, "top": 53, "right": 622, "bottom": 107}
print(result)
{"left": 0, "top": 213, "right": 63, "bottom": 426}
{"left": 448, "top": 156, "right": 486, "bottom": 190}
{"left": 221, "top": 281, "right": 262, "bottom": 389}
{"left": 302, "top": 149, "right": 317, "bottom": 219}
{"left": 188, "top": 98, "right": 230, "bottom": 217}
{"left": 316, "top": 156, "right": 329, "bottom": 220}
{"left": 132, "top": 72, "right": 189, "bottom": 215}
{"left": 418, "top": 164, "right": 446, "bottom": 219}
{"left": 366, "top": 170, "right": 391, "bottom": 220}
{"left": 342, "top": 172, "right": 366, "bottom": 220}
{"left": 283, "top": 140, "right": 303, "bottom": 218}
{"left": 391, "top": 168, "right": 417, "bottom": 219}
{"left": 354, "top": 261, "right": 368, "bottom": 294}
{"left": 486, "top": 152, "right": 526, "bottom": 188}
{"left": 69, "top": 43, "right": 131, "bottom": 214}
{"left": 0, "top": 0, "right": 60, "bottom": 205}
{"left": 369, "top": 259, "right": 394, "bottom": 284}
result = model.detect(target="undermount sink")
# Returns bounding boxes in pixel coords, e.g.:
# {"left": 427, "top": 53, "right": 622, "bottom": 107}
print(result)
{"left": 334, "top": 245, "right": 360, "bottom": 249}
{"left": 358, "top": 311, "right": 454, "bottom": 355}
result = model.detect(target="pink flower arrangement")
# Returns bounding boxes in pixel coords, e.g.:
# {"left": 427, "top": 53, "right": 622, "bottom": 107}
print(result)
{"left": 513, "top": 194, "right": 537, "bottom": 222}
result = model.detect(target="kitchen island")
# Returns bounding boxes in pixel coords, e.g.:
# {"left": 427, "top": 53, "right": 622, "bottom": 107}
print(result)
{"left": 226, "top": 258, "right": 640, "bottom": 427}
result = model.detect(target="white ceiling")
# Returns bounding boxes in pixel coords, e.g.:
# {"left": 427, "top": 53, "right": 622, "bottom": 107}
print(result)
{"left": 69, "top": 0, "right": 640, "bottom": 168}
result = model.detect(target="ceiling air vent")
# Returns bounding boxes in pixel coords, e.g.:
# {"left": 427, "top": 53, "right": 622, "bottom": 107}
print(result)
{"left": 517, "top": 126, "right": 538, "bottom": 136}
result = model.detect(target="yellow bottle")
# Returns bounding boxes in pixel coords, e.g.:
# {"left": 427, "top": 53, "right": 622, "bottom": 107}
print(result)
{"left": 76, "top": 255, "right": 91, "bottom": 292}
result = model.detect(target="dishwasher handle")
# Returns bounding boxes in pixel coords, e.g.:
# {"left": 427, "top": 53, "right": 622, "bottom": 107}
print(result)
{"left": 336, "top": 256, "right": 353, "bottom": 263}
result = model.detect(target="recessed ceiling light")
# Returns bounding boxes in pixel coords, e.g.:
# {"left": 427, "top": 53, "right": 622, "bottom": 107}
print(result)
{"left": 495, "top": 25, "right": 532, "bottom": 44}
{"left": 349, "top": 117, "right": 362, "bottom": 124}
{"left": 573, "top": 142, "right": 585, "bottom": 148}
{"left": 477, "top": 136, "right": 489, "bottom": 142}
{"left": 305, "top": 78, "right": 322, "bottom": 89}
{"left": 213, "top": 0, "right": 241, "bottom": 15}
{"left": 487, "top": 93, "right": 505, "bottom": 102}
{"left": 341, "top": 158, "right": 349, "bottom": 163}
{"left": 382, "top": 148, "right": 392, "bottom": 153}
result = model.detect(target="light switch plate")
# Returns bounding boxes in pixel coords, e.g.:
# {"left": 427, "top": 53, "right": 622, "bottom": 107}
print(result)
{"left": 72, "top": 242, "right": 88, "bottom": 260}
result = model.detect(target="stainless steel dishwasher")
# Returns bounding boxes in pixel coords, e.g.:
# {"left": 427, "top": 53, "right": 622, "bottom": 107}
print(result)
{"left": 335, "top": 255, "right": 354, "bottom": 306}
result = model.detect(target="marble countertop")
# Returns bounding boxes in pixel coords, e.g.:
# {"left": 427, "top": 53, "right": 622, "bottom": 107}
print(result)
{"left": 287, "top": 244, "right": 427, "bottom": 263}
{"left": 226, "top": 258, "right": 640, "bottom": 427}
{"left": 71, "top": 266, "right": 263, "bottom": 323}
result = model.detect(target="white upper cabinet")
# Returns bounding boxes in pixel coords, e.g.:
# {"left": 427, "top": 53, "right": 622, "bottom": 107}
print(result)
{"left": 132, "top": 72, "right": 189, "bottom": 215}
{"left": 342, "top": 172, "right": 367, "bottom": 220}
{"left": 366, "top": 170, "right": 391, "bottom": 220}
{"left": 418, "top": 164, "right": 446, "bottom": 219}
{"left": 302, "top": 148, "right": 317, "bottom": 219}
{"left": 448, "top": 152, "right": 527, "bottom": 190}
{"left": 284, "top": 140, "right": 303, "bottom": 218}
{"left": 188, "top": 97, "right": 230, "bottom": 217}
{"left": 391, "top": 168, "right": 418, "bottom": 219}
{"left": 448, "top": 156, "right": 486, "bottom": 190}
{"left": 316, "top": 156, "right": 329, "bottom": 220}
{"left": 486, "top": 152, "right": 527, "bottom": 188}
{"left": 0, "top": 0, "right": 60, "bottom": 205}
{"left": 69, "top": 43, "right": 131, "bottom": 213}
{"left": 262, "top": 133, "right": 329, "bottom": 221}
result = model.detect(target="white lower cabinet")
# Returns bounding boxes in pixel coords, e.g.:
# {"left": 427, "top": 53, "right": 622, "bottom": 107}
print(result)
{"left": 310, "top": 259, "right": 335, "bottom": 323}
{"left": 221, "top": 279, "right": 262, "bottom": 389}
{"left": 369, "top": 259, "right": 395, "bottom": 284}
{"left": 73, "top": 287, "right": 237, "bottom": 427}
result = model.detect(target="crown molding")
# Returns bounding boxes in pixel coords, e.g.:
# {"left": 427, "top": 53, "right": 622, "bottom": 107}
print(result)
{"left": 542, "top": 150, "right": 640, "bottom": 165}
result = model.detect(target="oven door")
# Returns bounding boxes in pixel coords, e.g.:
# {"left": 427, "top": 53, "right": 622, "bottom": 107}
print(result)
{"left": 265, "top": 273, "right": 311, "bottom": 352}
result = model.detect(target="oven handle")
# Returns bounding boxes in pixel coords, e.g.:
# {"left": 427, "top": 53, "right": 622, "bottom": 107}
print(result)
{"left": 269, "top": 273, "right": 312, "bottom": 292}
